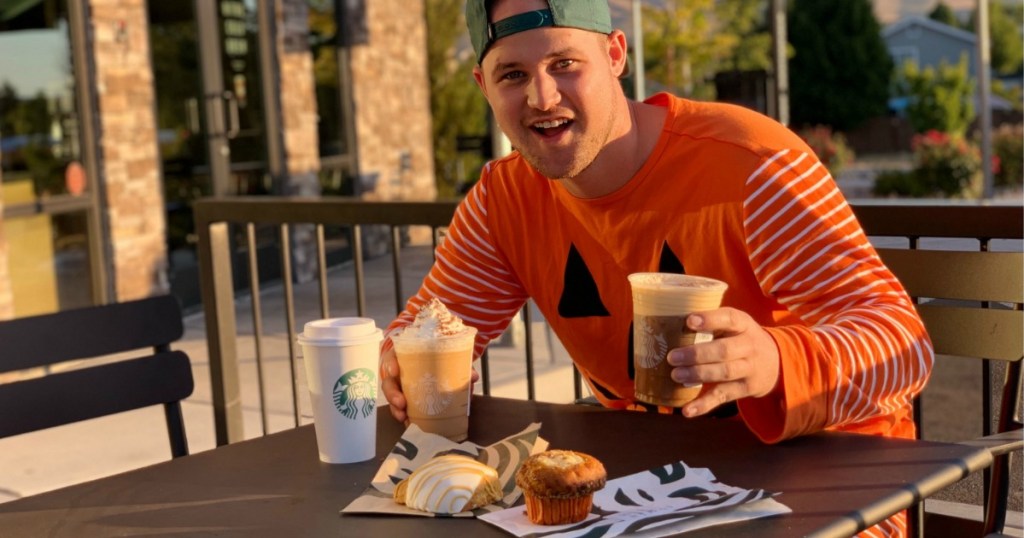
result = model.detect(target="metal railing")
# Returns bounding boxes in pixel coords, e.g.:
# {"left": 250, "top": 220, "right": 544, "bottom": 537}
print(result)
{"left": 195, "top": 197, "right": 583, "bottom": 446}
{"left": 196, "top": 200, "right": 1023, "bottom": 460}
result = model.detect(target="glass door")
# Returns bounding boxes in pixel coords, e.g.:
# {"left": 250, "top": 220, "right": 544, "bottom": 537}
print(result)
{"left": 149, "top": 0, "right": 269, "bottom": 309}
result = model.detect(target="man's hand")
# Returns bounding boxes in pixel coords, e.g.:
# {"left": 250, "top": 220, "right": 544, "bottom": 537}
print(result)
{"left": 666, "top": 307, "right": 781, "bottom": 418}
{"left": 379, "top": 345, "right": 481, "bottom": 424}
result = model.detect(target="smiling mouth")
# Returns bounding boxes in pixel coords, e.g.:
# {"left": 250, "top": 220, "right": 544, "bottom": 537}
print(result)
{"left": 531, "top": 118, "right": 573, "bottom": 137}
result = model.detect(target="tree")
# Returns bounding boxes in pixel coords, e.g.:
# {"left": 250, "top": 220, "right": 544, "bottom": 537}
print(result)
{"left": 425, "top": 0, "right": 488, "bottom": 197}
{"left": 928, "top": 1, "right": 960, "bottom": 28}
{"left": 787, "top": 0, "right": 892, "bottom": 131}
{"left": 641, "top": 0, "right": 769, "bottom": 99}
{"left": 968, "top": 1, "right": 1024, "bottom": 76}
{"left": 897, "top": 54, "right": 975, "bottom": 137}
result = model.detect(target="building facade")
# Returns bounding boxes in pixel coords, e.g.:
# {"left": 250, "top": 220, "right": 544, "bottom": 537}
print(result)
{"left": 0, "top": 0, "right": 435, "bottom": 318}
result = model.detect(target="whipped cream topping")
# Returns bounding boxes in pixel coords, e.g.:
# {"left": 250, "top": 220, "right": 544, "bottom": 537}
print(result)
{"left": 401, "top": 298, "right": 468, "bottom": 338}
{"left": 404, "top": 455, "right": 498, "bottom": 514}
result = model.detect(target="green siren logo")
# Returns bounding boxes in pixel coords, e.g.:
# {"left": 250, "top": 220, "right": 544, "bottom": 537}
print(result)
{"left": 333, "top": 368, "right": 376, "bottom": 419}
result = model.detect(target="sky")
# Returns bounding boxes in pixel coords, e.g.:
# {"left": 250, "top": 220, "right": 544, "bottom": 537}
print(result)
{"left": 0, "top": 22, "right": 72, "bottom": 99}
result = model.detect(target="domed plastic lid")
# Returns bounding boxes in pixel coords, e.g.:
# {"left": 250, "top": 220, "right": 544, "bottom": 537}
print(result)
{"left": 297, "top": 317, "right": 383, "bottom": 347}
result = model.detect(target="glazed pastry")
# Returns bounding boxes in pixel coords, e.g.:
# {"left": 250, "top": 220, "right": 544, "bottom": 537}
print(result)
{"left": 394, "top": 455, "right": 502, "bottom": 514}
{"left": 515, "top": 449, "right": 607, "bottom": 525}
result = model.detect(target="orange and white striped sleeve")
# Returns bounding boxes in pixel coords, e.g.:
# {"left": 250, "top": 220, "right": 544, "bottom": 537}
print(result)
{"left": 736, "top": 148, "right": 934, "bottom": 443}
{"left": 383, "top": 171, "right": 528, "bottom": 359}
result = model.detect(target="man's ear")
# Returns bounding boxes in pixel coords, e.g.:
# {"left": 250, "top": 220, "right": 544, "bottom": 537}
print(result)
{"left": 473, "top": 65, "right": 489, "bottom": 98}
{"left": 607, "top": 30, "right": 628, "bottom": 78}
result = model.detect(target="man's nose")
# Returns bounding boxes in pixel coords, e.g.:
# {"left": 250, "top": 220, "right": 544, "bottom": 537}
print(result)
{"left": 526, "top": 72, "right": 561, "bottom": 111}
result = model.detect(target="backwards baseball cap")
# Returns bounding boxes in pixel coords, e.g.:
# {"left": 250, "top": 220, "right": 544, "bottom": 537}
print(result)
{"left": 466, "top": 0, "right": 613, "bottom": 64}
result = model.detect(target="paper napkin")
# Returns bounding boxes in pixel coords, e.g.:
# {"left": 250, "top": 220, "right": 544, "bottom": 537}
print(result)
{"left": 342, "top": 422, "right": 547, "bottom": 517}
{"left": 479, "top": 461, "right": 790, "bottom": 537}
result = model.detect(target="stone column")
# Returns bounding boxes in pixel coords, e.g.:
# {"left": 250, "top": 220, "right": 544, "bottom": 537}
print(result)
{"left": 277, "top": 0, "right": 322, "bottom": 282}
{"left": 89, "top": 0, "right": 168, "bottom": 300}
{"left": 349, "top": 0, "right": 436, "bottom": 203}
{"left": 349, "top": 0, "right": 436, "bottom": 251}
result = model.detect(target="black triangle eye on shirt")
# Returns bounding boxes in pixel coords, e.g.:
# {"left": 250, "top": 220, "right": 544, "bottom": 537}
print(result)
{"left": 558, "top": 244, "right": 610, "bottom": 318}
{"left": 556, "top": 241, "right": 685, "bottom": 318}
{"left": 557, "top": 240, "right": 688, "bottom": 393}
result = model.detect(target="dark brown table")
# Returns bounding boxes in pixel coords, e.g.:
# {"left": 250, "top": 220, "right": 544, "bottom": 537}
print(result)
{"left": 0, "top": 396, "right": 991, "bottom": 537}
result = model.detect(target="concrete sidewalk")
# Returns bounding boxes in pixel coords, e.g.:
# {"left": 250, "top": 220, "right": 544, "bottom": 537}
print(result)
{"left": 0, "top": 243, "right": 582, "bottom": 503}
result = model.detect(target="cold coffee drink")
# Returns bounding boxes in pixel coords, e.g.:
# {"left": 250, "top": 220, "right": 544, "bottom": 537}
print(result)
{"left": 628, "top": 273, "right": 728, "bottom": 407}
{"left": 391, "top": 298, "right": 477, "bottom": 442}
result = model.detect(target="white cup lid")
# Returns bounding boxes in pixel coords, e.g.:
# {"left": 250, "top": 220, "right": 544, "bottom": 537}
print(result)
{"left": 298, "top": 317, "right": 382, "bottom": 346}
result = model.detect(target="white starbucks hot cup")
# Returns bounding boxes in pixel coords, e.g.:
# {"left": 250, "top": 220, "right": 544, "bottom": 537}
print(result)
{"left": 297, "top": 317, "right": 382, "bottom": 463}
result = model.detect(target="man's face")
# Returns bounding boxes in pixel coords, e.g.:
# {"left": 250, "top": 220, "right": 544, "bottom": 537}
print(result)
{"left": 473, "top": 1, "right": 626, "bottom": 181}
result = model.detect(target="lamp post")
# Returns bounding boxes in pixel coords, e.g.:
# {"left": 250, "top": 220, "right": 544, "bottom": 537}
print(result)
{"left": 632, "top": 0, "right": 646, "bottom": 100}
{"left": 770, "top": 0, "right": 789, "bottom": 126}
{"left": 976, "top": 0, "right": 994, "bottom": 199}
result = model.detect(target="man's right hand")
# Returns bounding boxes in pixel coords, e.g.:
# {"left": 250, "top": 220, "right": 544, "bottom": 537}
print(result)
{"left": 379, "top": 347, "right": 409, "bottom": 423}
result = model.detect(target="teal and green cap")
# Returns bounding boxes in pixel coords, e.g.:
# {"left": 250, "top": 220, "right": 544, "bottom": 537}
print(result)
{"left": 466, "top": 0, "right": 613, "bottom": 64}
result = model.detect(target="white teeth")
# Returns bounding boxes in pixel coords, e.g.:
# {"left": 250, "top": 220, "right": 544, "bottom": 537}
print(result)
{"left": 533, "top": 119, "right": 568, "bottom": 129}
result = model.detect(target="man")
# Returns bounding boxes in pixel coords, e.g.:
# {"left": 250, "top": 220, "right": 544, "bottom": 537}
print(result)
{"left": 381, "top": 1, "right": 931, "bottom": 533}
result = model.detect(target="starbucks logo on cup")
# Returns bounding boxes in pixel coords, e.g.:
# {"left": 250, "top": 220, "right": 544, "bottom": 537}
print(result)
{"left": 333, "top": 368, "right": 377, "bottom": 419}
{"left": 411, "top": 372, "right": 454, "bottom": 416}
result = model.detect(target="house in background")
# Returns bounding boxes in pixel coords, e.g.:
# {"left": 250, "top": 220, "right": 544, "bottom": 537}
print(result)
{"left": 882, "top": 14, "right": 1018, "bottom": 114}
{"left": 882, "top": 15, "right": 978, "bottom": 77}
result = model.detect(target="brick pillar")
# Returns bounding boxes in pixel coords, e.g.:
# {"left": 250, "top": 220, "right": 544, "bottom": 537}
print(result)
{"left": 349, "top": 0, "right": 436, "bottom": 203}
{"left": 89, "top": 0, "right": 168, "bottom": 300}
{"left": 277, "top": 0, "right": 322, "bottom": 282}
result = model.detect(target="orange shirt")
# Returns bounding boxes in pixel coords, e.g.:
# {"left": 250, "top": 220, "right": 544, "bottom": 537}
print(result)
{"left": 388, "top": 93, "right": 933, "bottom": 449}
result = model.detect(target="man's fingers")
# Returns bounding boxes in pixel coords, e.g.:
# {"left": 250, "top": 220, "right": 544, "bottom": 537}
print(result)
{"left": 683, "top": 382, "right": 743, "bottom": 418}
{"left": 672, "top": 355, "right": 751, "bottom": 385}
{"left": 687, "top": 307, "right": 745, "bottom": 333}
{"left": 379, "top": 349, "right": 408, "bottom": 422}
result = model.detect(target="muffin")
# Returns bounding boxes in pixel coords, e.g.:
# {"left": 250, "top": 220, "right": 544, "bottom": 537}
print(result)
{"left": 515, "top": 450, "right": 607, "bottom": 525}
{"left": 394, "top": 454, "right": 502, "bottom": 514}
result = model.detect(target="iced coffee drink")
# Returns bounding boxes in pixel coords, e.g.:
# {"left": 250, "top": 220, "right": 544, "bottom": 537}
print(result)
{"left": 390, "top": 298, "right": 477, "bottom": 441}
{"left": 628, "top": 273, "right": 728, "bottom": 407}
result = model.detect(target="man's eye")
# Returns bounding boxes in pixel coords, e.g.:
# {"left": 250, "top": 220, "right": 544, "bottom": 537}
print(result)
{"left": 501, "top": 71, "right": 525, "bottom": 81}
{"left": 555, "top": 59, "right": 575, "bottom": 69}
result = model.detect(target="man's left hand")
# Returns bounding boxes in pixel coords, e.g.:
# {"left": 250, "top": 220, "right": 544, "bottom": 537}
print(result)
{"left": 665, "top": 307, "right": 781, "bottom": 418}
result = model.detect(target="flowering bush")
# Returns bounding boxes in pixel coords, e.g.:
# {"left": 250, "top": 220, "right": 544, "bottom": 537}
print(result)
{"left": 798, "top": 125, "right": 855, "bottom": 178}
{"left": 910, "top": 130, "right": 981, "bottom": 197}
{"left": 993, "top": 123, "right": 1023, "bottom": 189}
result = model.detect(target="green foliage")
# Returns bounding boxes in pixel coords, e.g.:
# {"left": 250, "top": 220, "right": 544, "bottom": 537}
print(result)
{"left": 992, "top": 79, "right": 1023, "bottom": 113}
{"left": 896, "top": 55, "right": 975, "bottom": 137}
{"left": 787, "top": 0, "right": 892, "bottom": 131}
{"left": 913, "top": 130, "right": 981, "bottom": 196}
{"left": 641, "top": 0, "right": 770, "bottom": 99}
{"left": 426, "top": 0, "right": 488, "bottom": 197}
{"left": 797, "top": 125, "right": 855, "bottom": 177}
{"left": 873, "top": 130, "right": 984, "bottom": 198}
{"left": 872, "top": 170, "right": 925, "bottom": 197}
{"left": 992, "top": 124, "right": 1023, "bottom": 188}
{"left": 968, "top": 1, "right": 1024, "bottom": 76}
{"left": 928, "top": 2, "right": 960, "bottom": 28}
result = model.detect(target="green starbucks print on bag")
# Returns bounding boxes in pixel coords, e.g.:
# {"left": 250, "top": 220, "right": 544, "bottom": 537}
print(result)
{"left": 334, "top": 368, "right": 376, "bottom": 419}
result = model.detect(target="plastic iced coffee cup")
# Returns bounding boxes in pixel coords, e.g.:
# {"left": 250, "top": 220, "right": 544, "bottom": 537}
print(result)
{"left": 297, "top": 317, "right": 382, "bottom": 463}
{"left": 391, "top": 326, "right": 477, "bottom": 442}
{"left": 628, "top": 273, "right": 729, "bottom": 407}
